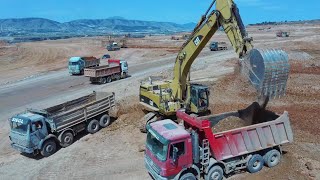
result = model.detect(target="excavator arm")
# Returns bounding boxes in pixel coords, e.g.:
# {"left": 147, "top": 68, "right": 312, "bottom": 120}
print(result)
{"left": 172, "top": 0, "right": 252, "bottom": 100}
{"left": 171, "top": 0, "right": 289, "bottom": 101}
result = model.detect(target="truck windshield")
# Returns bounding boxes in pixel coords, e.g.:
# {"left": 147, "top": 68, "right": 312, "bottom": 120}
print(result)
{"left": 69, "top": 62, "right": 78, "bottom": 65}
{"left": 146, "top": 131, "right": 168, "bottom": 161}
{"left": 10, "top": 121, "right": 28, "bottom": 134}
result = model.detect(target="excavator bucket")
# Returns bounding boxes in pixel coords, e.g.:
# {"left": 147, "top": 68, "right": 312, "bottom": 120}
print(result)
{"left": 242, "top": 49, "right": 290, "bottom": 98}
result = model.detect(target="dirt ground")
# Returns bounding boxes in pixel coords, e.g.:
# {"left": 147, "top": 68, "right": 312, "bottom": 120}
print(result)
{"left": 0, "top": 23, "right": 320, "bottom": 179}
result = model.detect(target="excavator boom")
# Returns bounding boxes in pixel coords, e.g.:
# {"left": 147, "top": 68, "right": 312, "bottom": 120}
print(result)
{"left": 171, "top": 0, "right": 289, "bottom": 100}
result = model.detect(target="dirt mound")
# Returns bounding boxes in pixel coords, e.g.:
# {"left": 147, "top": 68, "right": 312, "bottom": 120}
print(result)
{"left": 106, "top": 96, "right": 145, "bottom": 132}
{"left": 212, "top": 116, "right": 246, "bottom": 133}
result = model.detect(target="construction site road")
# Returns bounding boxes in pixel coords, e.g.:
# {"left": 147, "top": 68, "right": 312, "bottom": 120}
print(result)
{"left": 0, "top": 54, "right": 179, "bottom": 119}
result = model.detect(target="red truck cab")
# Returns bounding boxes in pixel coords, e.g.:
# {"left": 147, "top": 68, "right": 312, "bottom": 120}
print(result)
{"left": 145, "top": 120, "right": 193, "bottom": 179}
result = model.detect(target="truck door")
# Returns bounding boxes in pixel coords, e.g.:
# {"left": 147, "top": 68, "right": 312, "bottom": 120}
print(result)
{"left": 30, "top": 120, "right": 47, "bottom": 147}
{"left": 168, "top": 140, "right": 190, "bottom": 172}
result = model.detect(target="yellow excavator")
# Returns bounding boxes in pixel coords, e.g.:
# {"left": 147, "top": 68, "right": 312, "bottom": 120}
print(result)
{"left": 139, "top": 0, "right": 289, "bottom": 132}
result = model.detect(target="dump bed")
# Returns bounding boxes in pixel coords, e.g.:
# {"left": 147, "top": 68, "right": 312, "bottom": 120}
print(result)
{"left": 83, "top": 57, "right": 100, "bottom": 67}
{"left": 84, "top": 65, "right": 120, "bottom": 77}
{"left": 209, "top": 112, "right": 293, "bottom": 161}
{"left": 43, "top": 91, "right": 115, "bottom": 132}
{"left": 176, "top": 110, "right": 293, "bottom": 161}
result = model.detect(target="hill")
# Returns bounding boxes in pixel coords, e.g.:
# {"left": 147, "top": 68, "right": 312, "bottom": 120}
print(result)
{"left": 0, "top": 17, "right": 196, "bottom": 36}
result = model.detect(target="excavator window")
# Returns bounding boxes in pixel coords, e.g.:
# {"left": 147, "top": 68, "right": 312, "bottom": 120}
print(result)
{"left": 191, "top": 89, "right": 198, "bottom": 106}
{"left": 198, "top": 90, "right": 208, "bottom": 107}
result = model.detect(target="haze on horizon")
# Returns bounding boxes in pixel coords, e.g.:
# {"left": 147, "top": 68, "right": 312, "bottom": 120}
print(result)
{"left": 0, "top": 0, "right": 319, "bottom": 24}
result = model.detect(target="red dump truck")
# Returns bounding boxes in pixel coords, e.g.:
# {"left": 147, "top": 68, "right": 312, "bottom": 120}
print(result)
{"left": 84, "top": 59, "right": 128, "bottom": 84}
{"left": 144, "top": 108, "right": 293, "bottom": 180}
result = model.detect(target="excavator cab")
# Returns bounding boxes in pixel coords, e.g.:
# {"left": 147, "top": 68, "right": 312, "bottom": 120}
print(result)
{"left": 189, "top": 84, "right": 210, "bottom": 114}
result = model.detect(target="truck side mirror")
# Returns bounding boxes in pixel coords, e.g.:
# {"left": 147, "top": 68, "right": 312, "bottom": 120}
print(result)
{"left": 172, "top": 147, "right": 178, "bottom": 163}
{"left": 31, "top": 124, "right": 36, "bottom": 132}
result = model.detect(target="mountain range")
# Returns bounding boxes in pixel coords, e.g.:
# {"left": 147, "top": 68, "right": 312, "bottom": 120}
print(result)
{"left": 0, "top": 17, "right": 196, "bottom": 36}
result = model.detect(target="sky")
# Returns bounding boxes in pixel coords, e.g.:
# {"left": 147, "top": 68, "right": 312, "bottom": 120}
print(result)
{"left": 0, "top": 0, "right": 319, "bottom": 24}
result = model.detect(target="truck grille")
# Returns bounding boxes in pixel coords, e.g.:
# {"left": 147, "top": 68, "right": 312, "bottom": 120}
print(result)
{"left": 145, "top": 154, "right": 161, "bottom": 175}
{"left": 11, "top": 136, "right": 29, "bottom": 147}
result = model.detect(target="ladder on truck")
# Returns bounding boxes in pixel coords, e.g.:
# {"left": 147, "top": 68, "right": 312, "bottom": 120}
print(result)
{"left": 201, "top": 139, "right": 210, "bottom": 166}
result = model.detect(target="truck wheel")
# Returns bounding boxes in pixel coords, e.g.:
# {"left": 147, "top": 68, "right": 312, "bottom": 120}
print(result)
{"left": 106, "top": 76, "right": 112, "bottom": 83}
{"left": 264, "top": 149, "right": 281, "bottom": 168}
{"left": 206, "top": 165, "right": 223, "bottom": 180}
{"left": 59, "top": 131, "right": 74, "bottom": 148}
{"left": 115, "top": 74, "right": 121, "bottom": 80}
{"left": 180, "top": 173, "right": 196, "bottom": 180}
{"left": 122, "top": 72, "right": 127, "bottom": 78}
{"left": 99, "top": 114, "right": 111, "bottom": 128}
{"left": 247, "top": 154, "right": 264, "bottom": 173}
{"left": 80, "top": 69, "right": 84, "bottom": 75}
{"left": 86, "top": 119, "right": 100, "bottom": 134}
{"left": 100, "top": 78, "right": 107, "bottom": 84}
{"left": 41, "top": 140, "right": 57, "bottom": 157}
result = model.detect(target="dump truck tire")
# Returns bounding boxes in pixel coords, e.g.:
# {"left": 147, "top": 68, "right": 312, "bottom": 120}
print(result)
{"left": 59, "top": 131, "right": 74, "bottom": 148}
{"left": 41, "top": 140, "right": 57, "bottom": 157}
{"left": 247, "top": 154, "right": 264, "bottom": 173}
{"left": 106, "top": 76, "right": 112, "bottom": 83}
{"left": 180, "top": 173, "right": 196, "bottom": 180}
{"left": 100, "top": 77, "right": 107, "bottom": 84}
{"left": 123, "top": 72, "right": 127, "bottom": 78}
{"left": 99, "top": 114, "right": 111, "bottom": 128}
{"left": 115, "top": 74, "right": 121, "bottom": 80}
{"left": 86, "top": 119, "right": 100, "bottom": 134}
{"left": 264, "top": 149, "right": 281, "bottom": 168}
{"left": 206, "top": 165, "right": 223, "bottom": 180}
